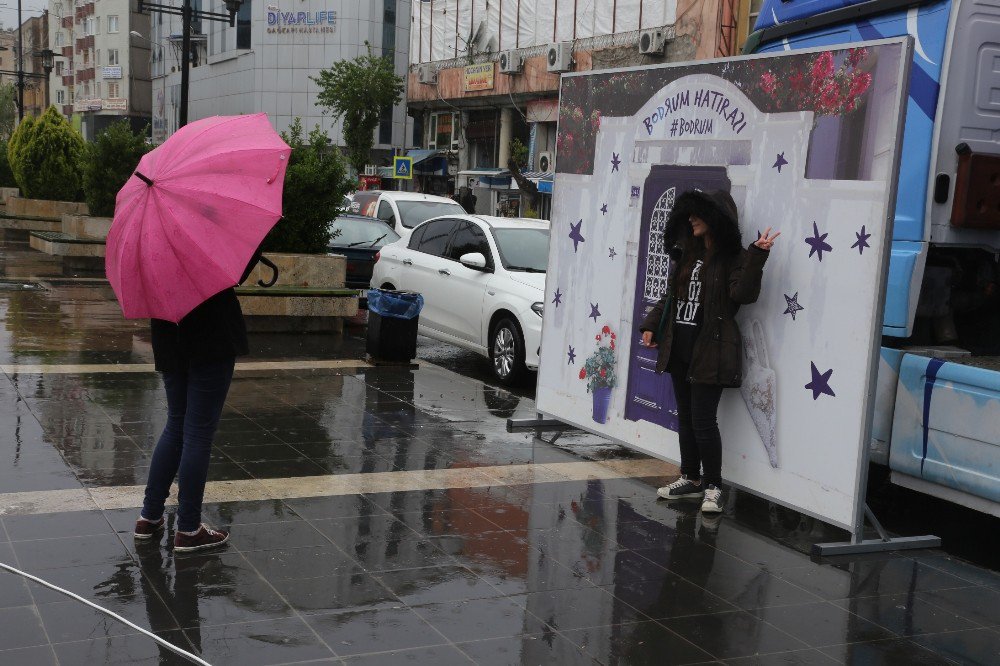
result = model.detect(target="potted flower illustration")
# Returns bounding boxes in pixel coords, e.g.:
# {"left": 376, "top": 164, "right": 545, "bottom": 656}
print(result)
{"left": 579, "top": 325, "right": 618, "bottom": 424}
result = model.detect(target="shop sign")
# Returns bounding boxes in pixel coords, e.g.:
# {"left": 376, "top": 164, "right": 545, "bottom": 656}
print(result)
{"left": 464, "top": 62, "right": 494, "bottom": 91}
{"left": 266, "top": 5, "right": 337, "bottom": 34}
{"left": 104, "top": 98, "right": 128, "bottom": 111}
{"left": 73, "top": 99, "right": 102, "bottom": 112}
{"left": 102, "top": 66, "right": 122, "bottom": 79}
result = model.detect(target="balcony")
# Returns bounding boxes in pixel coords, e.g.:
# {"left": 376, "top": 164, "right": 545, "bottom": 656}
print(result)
{"left": 62, "top": 75, "right": 74, "bottom": 86}
{"left": 62, "top": 16, "right": 73, "bottom": 29}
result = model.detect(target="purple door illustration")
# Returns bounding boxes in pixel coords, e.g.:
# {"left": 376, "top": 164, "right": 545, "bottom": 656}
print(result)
{"left": 624, "top": 165, "right": 731, "bottom": 431}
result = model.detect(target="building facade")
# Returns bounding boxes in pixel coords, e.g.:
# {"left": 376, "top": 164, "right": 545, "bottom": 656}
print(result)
{"left": 405, "top": 0, "right": 762, "bottom": 217}
{"left": 150, "top": 0, "right": 411, "bottom": 170}
{"left": 48, "top": 0, "right": 152, "bottom": 140}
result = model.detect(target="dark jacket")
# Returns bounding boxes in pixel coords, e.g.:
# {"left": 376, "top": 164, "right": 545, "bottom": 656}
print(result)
{"left": 639, "top": 190, "right": 768, "bottom": 387}
{"left": 150, "top": 248, "right": 262, "bottom": 372}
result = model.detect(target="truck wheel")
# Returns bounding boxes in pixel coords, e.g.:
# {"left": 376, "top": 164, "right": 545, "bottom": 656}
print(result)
{"left": 491, "top": 318, "right": 526, "bottom": 386}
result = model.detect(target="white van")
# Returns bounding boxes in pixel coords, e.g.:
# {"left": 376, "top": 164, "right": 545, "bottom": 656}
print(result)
{"left": 350, "top": 191, "right": 467, "bottom": 240}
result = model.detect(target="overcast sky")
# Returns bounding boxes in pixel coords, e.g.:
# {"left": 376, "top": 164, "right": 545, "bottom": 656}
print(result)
{"left": 1, "top": 4, "right": 50, "bottom": 35}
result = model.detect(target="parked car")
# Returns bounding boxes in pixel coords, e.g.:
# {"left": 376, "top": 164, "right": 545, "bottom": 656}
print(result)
{"left": 371, "top": 215, "right": 550, "bottom": 385}
{"left": 327, "top": 214, "right": 400, "bottom": 289}
{"left": 350, "top": 191, "right": 466, "bottom": 241}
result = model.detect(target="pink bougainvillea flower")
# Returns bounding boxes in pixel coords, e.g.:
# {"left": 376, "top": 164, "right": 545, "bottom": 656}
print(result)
{"left": 811, "top": 52, "right": 835, "bottom": 82}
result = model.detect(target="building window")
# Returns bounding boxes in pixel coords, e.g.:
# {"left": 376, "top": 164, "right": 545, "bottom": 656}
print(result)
{"left": 108, "top": 49, "right": 119, "bottom": 66}
{"left": 55, "top": 32, "right": 63, "bottom": 47}
{"left": 107, "top": 82, "right": 119, "bottom": 98}
{"left": 57, "top": 90, "right": 65, "bottom": 104}
{"left": 429, "top": 113, "right": 456, "bottom": 150}
{"left": 237, "top": 1, "right": 251, "bottom": 49}
{"left": 378, "top": 105, "right": 392, "bottom": 145}
{"left": 83, "top": 49, "right": 89, "bottom": 65}
{"left": 56, "top": 61, "right": 64, "bottom": 75}
{"left": 84, "top": 18, "right": 94, "bottom": 35}
{"left": 108, "top": 15, "right": 119, "bottom": 33}
{"left": 68, "top": 88, "right": 74, "bottom": 103}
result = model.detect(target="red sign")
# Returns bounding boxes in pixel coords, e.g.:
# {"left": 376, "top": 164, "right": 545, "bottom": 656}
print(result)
{"left": 358, "top": 175, "right": 381, "bottom": 191}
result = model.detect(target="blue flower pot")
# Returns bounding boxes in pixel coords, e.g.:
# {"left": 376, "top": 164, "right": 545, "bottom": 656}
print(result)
{"left": 592, "top": 386, "right": 612, "bottom": 424}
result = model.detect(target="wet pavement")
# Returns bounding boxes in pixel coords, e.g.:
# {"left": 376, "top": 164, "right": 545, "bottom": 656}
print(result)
{"left": 2, "top": 234, "right": 1000, "bottom": 665}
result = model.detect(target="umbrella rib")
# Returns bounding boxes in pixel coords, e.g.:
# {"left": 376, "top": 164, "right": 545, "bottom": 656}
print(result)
{"left": 162, "top": 183, "right": 284, "bottom": 221}
{"left": 153, "top": 190, "right": 235, "bottom": 308}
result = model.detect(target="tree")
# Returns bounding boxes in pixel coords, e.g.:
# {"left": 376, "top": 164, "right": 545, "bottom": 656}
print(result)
{"left": 81, "top": 120, "right": 150, "bottom": 217}
{"left": 264, "top": 118, "right": 352, "bottom": 254}
{"left": 0, "top": 83, "right": 17, "bottom": 141}
{"left": 312, "top": 42, "right": 404, "bottom": 175}
{"left": 7, "top": 106, "right": 85, "bottom": 201}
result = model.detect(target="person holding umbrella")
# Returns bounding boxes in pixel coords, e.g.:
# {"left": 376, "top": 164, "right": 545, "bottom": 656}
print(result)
{"left": 107, "top": 114, "right": 291, "bottom": 553}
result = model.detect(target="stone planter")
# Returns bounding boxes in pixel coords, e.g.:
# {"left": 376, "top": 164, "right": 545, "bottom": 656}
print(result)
{"left": 62, "top": 214, "right": 113, "bottom": 240}
{"left": 0, "top": 197, "right": 89, "bottom": 236}
{"left": 237, "top": 252, "right": 357, "bottom": 332}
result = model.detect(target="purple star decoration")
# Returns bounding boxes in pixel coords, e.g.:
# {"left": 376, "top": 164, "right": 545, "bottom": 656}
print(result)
{"left": 589, "top": 303, "right": 601, "bottom": 322}
{"left": 851, "top": 225, "right": 871, "bottom": 255}
{"left": 569, "top": 219, "right": 585, "bottom": 252}
{"left": 608, "top": 247, "right": 617, "bottom": 260}
{"left": 805, "top": 362, "right": 836, "bottom": 400}
{"left": 805, "top": 222, "right": 832, "bottom": 261}
{"left": 772, "top": 152, "right": 789, "bottom": 173}
{"left": 610, "top": 153, "right": 621, "bottom": 172}
{"left": 567, "top": 346, "right": 576, "bottom": 364}
{"left": 552, "top": 288, "right": 563, "bottom": 307}
{"left": 783, "top": 292, "right": 804, "bottom": 321}
{"left": 600, "top": 203, "right": 608, "bottom": 215}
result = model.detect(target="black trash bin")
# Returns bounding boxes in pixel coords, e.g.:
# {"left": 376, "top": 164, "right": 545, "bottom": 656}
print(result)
{"left": 366, "top": 289, "right": 424, "bottom": 363}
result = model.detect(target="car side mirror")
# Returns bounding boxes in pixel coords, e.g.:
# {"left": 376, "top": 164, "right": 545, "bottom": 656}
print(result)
{"left": 460, "top": 252, "right": 490, "bottom": 271}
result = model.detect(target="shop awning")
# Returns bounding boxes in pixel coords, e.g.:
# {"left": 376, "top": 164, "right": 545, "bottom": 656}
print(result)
{"left": 458, "top": 169, "right": 511, "bottom": 190}
{"left": 406, "top": 149, "right": 449, "bottom": 176}
{"left": 521, "top": 170, "right": 554, "bottom": 194}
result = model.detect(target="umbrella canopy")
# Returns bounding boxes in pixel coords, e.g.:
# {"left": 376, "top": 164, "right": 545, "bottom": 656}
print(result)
{"left": 106, "top": 113, "right": 291, "bottom": 323}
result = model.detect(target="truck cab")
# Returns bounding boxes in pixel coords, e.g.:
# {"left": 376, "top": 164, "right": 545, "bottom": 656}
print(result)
{"left": 748, "top": 0, "right": 1000, "bottom": 516}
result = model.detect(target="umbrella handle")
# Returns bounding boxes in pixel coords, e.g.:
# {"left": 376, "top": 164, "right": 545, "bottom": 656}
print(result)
{"left": 257, "top": 256, "right": 279, "bottom": 288}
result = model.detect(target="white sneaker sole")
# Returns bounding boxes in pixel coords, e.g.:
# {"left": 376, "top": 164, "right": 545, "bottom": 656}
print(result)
{"left": 173, "top": 533, "right": 230, "bottom": 553}
{"left": 701, "top": 502, "right": 723, "bottom": 514}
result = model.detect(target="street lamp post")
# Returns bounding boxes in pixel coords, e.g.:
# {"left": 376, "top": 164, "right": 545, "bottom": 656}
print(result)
{"left": 136, "top": 0, "right": 243, "bottom": 127}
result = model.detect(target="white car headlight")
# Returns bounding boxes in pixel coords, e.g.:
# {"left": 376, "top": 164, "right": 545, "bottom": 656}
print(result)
{"left": 531, "top": 302, "right": 544, "bottom": 317}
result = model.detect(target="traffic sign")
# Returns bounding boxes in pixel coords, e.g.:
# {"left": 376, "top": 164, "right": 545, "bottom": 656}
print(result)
{"left": 393, "top": 156, "right": 413, "bottom": 179}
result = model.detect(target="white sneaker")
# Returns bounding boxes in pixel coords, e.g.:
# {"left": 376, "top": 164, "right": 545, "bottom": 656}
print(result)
{"left": 657, "top": 475, "right": 705, "bottom": 500}
{"left": 701, "top": 485, "right": 723, "bottom": 513}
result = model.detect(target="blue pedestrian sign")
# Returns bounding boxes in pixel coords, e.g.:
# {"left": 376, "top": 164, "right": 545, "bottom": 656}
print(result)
{"left": 393, "top": 156, "right": 413, "bottom": 180}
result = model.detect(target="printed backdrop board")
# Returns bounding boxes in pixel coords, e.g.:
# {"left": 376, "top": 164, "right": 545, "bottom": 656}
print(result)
{"left": 536, "top": 40, "right": 912, "bottom": 530}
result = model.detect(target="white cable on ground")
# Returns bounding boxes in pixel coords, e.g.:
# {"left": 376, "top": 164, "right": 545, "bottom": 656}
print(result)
{"left": 0, "top": 562, "right": 212, "bottom": 666}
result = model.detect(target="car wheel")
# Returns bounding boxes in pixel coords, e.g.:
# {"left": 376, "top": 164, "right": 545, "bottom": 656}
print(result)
{"left": 491, "top": 318, "right": 527, "bottom": 386}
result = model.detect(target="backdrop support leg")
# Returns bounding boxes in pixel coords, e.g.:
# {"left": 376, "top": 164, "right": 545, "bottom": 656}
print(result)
{"left": 811, "top": 504, "right": 940, "bottom": 556}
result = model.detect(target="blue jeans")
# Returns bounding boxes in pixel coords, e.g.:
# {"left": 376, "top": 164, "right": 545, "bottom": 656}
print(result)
{"left": 141, "top": 360, "right": 235, "bottom": 532}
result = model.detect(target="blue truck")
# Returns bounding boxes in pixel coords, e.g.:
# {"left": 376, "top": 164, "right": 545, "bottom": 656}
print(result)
{"left": 746, "top": 0, "right": 1000, "bottom": 516}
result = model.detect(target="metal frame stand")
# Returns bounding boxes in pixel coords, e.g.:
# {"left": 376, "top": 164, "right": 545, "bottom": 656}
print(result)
{"left": 507, "top": 415, "right": 579, "bottom": 446}
{"left": 812, "top": 504, "right": 940, "bottom": 556}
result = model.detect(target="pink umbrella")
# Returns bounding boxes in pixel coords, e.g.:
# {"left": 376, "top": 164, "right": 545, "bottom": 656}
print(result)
{"left": 106, "top": 113, "right": 291, "bottom": 323}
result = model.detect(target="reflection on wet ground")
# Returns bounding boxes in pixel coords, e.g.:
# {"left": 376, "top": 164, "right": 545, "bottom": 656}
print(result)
{"left": 2, "top": 237, "right": 999, "bottom": 665}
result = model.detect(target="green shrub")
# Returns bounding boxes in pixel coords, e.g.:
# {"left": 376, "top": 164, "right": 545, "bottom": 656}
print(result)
{"left": 265, "top": 118, "right": 351, "bottom": 254}
{"left": 81, "top": 120, "right": 149, "bottom": 217}
{"left": 0, "top": 139, "right": 16, "bottom": 188}
{"left": 7, "top": 106, "right": 85, "bottom": 201}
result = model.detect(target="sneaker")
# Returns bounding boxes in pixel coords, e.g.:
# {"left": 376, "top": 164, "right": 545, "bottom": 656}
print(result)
{"left": 657, "top": 475, "right": 705, "bottom": 500}
{"left": 701, "top": 485, "right": 723, "bottom": 514}
{"left": 133, "top": 516, "right": 165, "bottom": 540}
{"left": 173, "top": 525, "right": 230, "bottom": 553}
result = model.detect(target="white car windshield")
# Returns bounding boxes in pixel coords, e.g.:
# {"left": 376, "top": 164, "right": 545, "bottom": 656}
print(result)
{"left": 492, "top": 228, "right": 549, "bottom": 272}
{"left": 396, "top": 200, "right": 466, "bottom": 228}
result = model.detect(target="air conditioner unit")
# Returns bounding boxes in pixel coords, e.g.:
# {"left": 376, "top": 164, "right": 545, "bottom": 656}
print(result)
{"left": 417, "top": 64, "right": 437, "bottom": 85}
{"left": 498, "top": 50, "right": 522, "bottom": 74}
{"left": 537, "top": 151, "right": 554, "bottom": 173}
{"left": 546, "top": 42, "right": 573, "bottom": 73}
{"left": 363, "top": 165, "right": 378, "bottom": 176}
{"left": 638, "top": 29, "right": 666, "bottom": 55}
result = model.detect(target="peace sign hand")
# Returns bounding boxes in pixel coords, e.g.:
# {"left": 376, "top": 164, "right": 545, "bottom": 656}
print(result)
{"left": 754, "top": 227, "right": 781, "bottom": 251}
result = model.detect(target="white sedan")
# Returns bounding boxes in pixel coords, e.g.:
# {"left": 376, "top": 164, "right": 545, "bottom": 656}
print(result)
{"left": 371, "top": 215, "right": 549, "bottom": 385}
